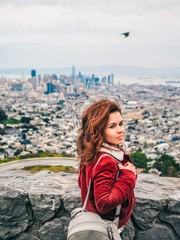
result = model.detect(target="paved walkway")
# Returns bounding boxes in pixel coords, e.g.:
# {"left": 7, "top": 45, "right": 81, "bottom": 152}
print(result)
{"left": 0, "top": 157, "right": 79, "bottom": 172}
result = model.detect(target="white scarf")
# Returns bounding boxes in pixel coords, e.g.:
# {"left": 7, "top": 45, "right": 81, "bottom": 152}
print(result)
{"left": 99, "top": 142, "right": 124, "bottom": 162}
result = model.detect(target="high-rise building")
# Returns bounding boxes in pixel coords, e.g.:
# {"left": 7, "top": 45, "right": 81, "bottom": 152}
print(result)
{"left": 102, "top": 76, "right": 106, "bottom": 83}
{"left": 31, "top": 69, "right": 36, "bottom": 78}
{"left": 107, "top": 75, "right": 111, "bottom": 84}
{"left": 85, "top": 79, "right": 91, "bottom": 89}
{"left": 111, "top": 73, "right": 114, "bottom": 84}
{"left": 94, "top": 77, "right": 100, "bottom": 86}
{"left": 45, "top": 82, "right": 59, "bottom": 94}
{"left": 72, "top": 65, "right": 75, "bottom": 79}
{"left": 11, "top": 83, "right": 23, "bottom": 91}
{"left": 52, "top": 74, "right": 58, "bottom": 80}
{"left": 78, "top": 71, "right": 83, "bottom": 81}
{"left": 66, "top": 84, "right": 74, "bottom": 94}
{"left": 92, "top": 74, "right": 95, "bottom": 82}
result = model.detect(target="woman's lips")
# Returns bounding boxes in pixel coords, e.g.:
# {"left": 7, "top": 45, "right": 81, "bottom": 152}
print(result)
{"left": 117, "top": 136, "right": 123, "bottom": 140}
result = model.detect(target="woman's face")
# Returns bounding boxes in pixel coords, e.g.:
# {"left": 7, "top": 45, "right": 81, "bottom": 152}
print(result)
{"left": 104, "top": 111, "right": 125, "bottom": 146}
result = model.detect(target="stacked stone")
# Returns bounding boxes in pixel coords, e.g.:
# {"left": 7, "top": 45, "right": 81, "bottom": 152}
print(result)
{"left": 0, "top": 170, "right": 179, "bottom": 240}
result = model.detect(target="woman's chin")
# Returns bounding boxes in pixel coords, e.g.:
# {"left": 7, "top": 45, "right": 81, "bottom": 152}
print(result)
{"left": 117, "top": 140, "right": 123, "bottom": 145}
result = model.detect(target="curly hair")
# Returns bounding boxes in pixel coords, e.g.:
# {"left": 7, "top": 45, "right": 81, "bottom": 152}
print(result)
{"left": 77, "top": 99, "right": 122, "bottom": 165}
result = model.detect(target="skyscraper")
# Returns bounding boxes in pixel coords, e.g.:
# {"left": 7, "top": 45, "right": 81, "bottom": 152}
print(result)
{"left": 31, "top": 69, "right": 36, "bottom": 78}
{"left": 111, "top": 73, "right": 114, "bottom": 84}
{"left": 72, "top": 65, "right": 75, "bottom": 79}
{"left": 45, "top": 82, "right": 59, "bottom": 94}
{"left": 107, "top": 74, "right": 111, "bottom": 84}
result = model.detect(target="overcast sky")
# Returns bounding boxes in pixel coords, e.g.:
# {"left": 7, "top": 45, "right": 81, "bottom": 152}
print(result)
{"left": 0, "top": 0, "right": 180, "bottom": 68}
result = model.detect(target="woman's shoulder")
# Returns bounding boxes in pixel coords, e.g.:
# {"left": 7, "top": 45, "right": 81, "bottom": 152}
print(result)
{"left": 84, "top": 152, "right": 118, "bottom": 174}
{"left": 91, "top": 153, "right": 118, "bottom": 179}
{"left": 94, "top": 152, "right": 118, "bottom": 167}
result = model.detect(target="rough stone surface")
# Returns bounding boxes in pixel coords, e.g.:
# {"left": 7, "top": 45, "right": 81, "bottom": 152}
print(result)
{"left": 0, "top": 186, "right": 33, "bottom": 240}
{"left": 135, "top": 224, "right": 178, "bottom": 240}
{"left": 38, "top": 217, "right": 70, "bottom": 240}
{"left": 159, "top": 213, "right": 180, "bottom": 237}
{"left": 0, "top": 169, "right": 179, "bottom": 240}
{"left": 13, "top": 234, "right": 40, "bottom": 240}
{"left": 120, "top": 219, "right": 136, "bottom": 240}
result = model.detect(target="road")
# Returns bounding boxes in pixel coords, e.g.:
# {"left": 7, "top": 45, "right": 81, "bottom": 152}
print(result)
{"left": 59, "top": 84, "right": 80, "bottom": 127}
{"left": 0, "top": 157, "right": 79, "bottom": 172}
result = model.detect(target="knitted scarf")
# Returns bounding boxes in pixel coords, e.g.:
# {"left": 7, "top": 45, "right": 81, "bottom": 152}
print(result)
{"left": 99, "top": 142, "right": 124, "bottom": 162}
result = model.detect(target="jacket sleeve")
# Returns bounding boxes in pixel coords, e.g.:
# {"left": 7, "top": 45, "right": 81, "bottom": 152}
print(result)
{"left": 92, "top": 155, "right": 136, "bottom": 215}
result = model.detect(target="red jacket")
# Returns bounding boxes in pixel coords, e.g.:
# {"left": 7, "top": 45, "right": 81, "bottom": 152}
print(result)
{"left": 78, "top": 152, "right": 136, "bottom": 228}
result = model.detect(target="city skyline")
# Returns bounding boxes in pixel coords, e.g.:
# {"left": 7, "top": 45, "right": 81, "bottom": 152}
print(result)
{"left": 0, "top": 0, "right": 180, "bottom": 69}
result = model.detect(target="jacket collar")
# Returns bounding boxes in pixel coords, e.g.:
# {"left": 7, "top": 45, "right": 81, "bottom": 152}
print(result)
{"left": 99, "top": 142, "right": 124, "bottom": 161}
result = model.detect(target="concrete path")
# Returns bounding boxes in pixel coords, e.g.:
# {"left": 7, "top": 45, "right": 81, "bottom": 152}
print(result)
{"left": 0, "top": 157, "right": 79, "bottom": 172}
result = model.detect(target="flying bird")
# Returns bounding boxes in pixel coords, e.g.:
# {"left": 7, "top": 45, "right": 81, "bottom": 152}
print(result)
{"left": 120, "top": 32, "right": 130, "bottom": 38}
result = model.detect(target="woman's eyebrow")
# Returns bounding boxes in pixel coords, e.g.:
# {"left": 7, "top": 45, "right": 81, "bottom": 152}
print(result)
{"left": 107, "top": 120, "right": 123, "bottom": 125}
{"left": 107, "top": 122, "right": 115, "bottom": 125}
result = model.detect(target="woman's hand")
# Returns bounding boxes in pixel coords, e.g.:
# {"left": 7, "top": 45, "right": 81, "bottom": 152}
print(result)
{"left": 118, "top": 162, "right": 137, "bottom": 175}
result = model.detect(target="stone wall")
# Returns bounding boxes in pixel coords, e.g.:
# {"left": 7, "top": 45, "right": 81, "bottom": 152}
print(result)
{"left": 0, "top": 170, "right": 179, "bottom": 240}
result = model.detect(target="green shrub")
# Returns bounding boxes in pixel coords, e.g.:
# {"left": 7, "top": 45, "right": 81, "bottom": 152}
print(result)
{"left": 153, "top": 154, "right": 179, "bottom": 177}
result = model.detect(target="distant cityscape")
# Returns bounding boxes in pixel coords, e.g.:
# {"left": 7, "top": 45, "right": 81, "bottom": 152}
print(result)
{"left": 0, "top": 65, "right": 180, "bottom": 167}
{"left": 1, "top": 65, "right": 180, "bottom": 80}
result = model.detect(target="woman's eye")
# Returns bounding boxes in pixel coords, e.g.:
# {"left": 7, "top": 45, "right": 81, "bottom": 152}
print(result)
{"left": 119, "top": 122, "right": 123, "bottom": 126}
{"left": 110, "top": 125, "right": 115, "bottom": 128}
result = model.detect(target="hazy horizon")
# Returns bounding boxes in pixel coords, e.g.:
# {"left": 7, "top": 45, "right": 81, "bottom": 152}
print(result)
{"left": 1, "top": 65, "right": 180, "bottom": 79}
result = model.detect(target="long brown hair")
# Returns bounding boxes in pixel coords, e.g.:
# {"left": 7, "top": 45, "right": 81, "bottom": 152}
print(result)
{"left": 77, "top": 99, "right": 122, "bottom": 165}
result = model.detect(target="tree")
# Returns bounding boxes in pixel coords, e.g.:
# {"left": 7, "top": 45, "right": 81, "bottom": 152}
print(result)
{"left": 0, "top": 128, "right": 6, "bottom": 135}
{"left": 130, "top": 151, "right": 150, "bottom": 169}
{"left": 21, "top": 116, "right": 32, "bottom": 124}
{"left": 153, "top": 154, "right": 179, "bottom": 177}
{"left": 0, "top": 108, "right": 7, "bottom": 122}
{"left": 14, "top": 148, "right": 22, "bottom": 156}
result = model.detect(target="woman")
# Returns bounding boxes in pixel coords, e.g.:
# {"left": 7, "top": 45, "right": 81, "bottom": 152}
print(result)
{"left": 77, "top": 99, "right": 137, "bottom": 234}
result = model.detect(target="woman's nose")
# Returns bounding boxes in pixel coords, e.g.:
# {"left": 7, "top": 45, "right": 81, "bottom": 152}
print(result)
{"left": 117, "top": 125, "right": 125, "bottom": 133}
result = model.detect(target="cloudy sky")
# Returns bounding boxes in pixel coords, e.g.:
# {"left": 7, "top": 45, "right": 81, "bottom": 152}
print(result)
{"left": 0, "top": 0, "right": 180, "bottom": 68}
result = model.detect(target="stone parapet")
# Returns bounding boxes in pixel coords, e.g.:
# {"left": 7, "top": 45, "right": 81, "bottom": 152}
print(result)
{"left": 0, "top": 170, "right": 179, "bottom": 240}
